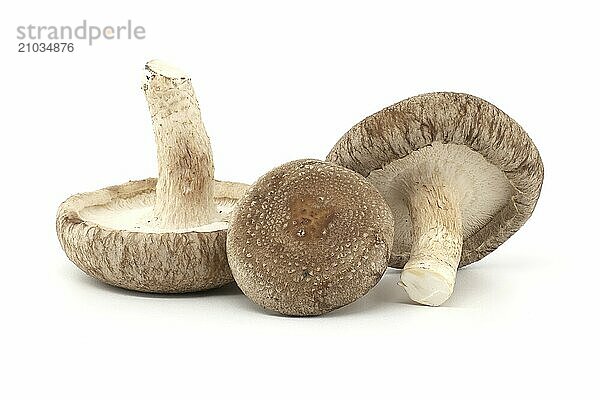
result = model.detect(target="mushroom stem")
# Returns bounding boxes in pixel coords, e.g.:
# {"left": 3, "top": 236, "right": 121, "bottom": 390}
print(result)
{"left": 399, "top": 175, "right": 463, "bottom": 306}
{"left": 143, "top": 60, "right": 216, "bottom": 229}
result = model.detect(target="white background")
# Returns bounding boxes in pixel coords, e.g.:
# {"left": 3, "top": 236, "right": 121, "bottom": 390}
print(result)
{"left": 1, "top": 1, "right": 598, "bottom": 399}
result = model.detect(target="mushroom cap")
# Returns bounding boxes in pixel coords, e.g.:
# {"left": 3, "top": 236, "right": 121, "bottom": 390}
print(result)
{"left": 56, "top": 178, "right": 248, "bottom": 293}
{"left": 326, "top": 92, "right": 544, "bottom": 268}
{"left": 226, "top": 159, "right": 394, "bottom": 316}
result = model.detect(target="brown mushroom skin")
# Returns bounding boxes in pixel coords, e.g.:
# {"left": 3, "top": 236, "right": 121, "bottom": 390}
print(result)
{"left": 57, "top": 61, "right": 250, "bottom": 293}
{"left": 227, "top": 159, "right": 394, "bottom": 316}
{"left": 57, "top": 178, "right": 247, "bottom": 293}
{"left": 326, "top": 92, "right": 544, "bottom": 269}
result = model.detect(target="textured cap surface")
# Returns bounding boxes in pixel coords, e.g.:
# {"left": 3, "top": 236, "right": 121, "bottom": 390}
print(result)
{"left": 227, "top": 159, "right": 394, "bottom": 316}
{"left": 56, "top": 178, "right": 248, "bottom": 293}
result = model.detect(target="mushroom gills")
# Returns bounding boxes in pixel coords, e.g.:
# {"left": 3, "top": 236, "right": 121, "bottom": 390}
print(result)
{"left": 367, "top": 142, "right": 514, "bottom": 306}
{"left": 78, "top": 185, "right": 239, "bottom": 234}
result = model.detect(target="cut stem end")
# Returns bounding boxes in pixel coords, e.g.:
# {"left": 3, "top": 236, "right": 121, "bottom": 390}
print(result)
{"left": 400, "top": 261, "right": 455, "bottom": 306}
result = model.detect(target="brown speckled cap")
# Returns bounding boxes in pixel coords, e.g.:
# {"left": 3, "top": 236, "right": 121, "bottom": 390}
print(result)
{"left": 226, "top": 159, "right": 394, "bottom": 316}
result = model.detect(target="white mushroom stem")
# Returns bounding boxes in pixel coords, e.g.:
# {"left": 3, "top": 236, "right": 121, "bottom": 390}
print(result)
{"left": 399, "top": 175, "right": 463, "bottom": 306}
{"left": 143, "top": 60, "right": 216, "bottom": 229}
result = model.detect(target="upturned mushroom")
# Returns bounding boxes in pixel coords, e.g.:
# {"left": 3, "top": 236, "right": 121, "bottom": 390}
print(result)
{"left": 56, "top": 60, "right": 248, "bottom": 293}
{"left": 227, "top": 159, "right": 394, "bottom": 316}
{"left": 327, "top": 92, "right": 543, "bottom": 306}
